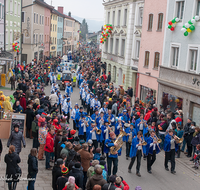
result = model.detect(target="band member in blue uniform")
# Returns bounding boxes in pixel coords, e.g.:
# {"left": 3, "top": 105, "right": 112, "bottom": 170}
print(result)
{"left": 104, "top": 109, "right": 115, "bottom": 127}
{"left": 128, "top": 131, "right": 146, "bottom": 177}
{"left": 99, "top": 103, "right": 108, "bottom": 115}
{"left": 62, "top": 97, "right": 72, "bottom": 124}
{"left": 96, "top": 111, "right": 104, "bottom": 129}
{"left": 119, "top": 110, "right": 130, "bottom": 125}
{"left": 65, "top": 83, "right": 73, "bottom": 97}
{"left": 135, "top": 114, "right": 147, "bottom": 133}
{"left": 146, "top": 130, "right": 160, "bottom": 173}
{"left": 125, "top": 123, "right": 137, "bottom": 160}
{"left": 91, "top": 109, "right": 99, "bottom": 124}
{"left": 91, "top": 96, "right": 101, "bottom": 112}
{"left": 164, "top": 129, "right": 179, "bottom": 174}
{"left": 78, "top": 115, "right": 88, "bottom": 141}
{"left": 104, "top": 131, "right": 121, "bottom": 176}
{"left": 75, "top": 107, "right": 87, "bottom": 130}
{"left": 115, "top": 117, "right": 123, "bottom": 136}
{"left": 71, "top": 103, "right": 79, "bottom": 130}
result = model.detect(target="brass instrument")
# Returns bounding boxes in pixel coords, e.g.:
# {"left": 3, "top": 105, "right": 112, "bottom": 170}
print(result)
{"left": 141, "top": 141, "right": 147, "bottom": 146}
{"left": 173, "top": 135, "right": 183, "bottom": 144}
{"left": 110, "top": 130, "right": 127, "bottom": 154}
{"left": 96, "top": 128, "right": 102, "bottom": 135}
{"left": 128, "top": 130, "right": 133, "bottom": 143}
{"left": 153, "top": 135, "right": 162, "bottom": 144}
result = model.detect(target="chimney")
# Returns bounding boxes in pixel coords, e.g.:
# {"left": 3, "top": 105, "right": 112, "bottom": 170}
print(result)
{"left": 68, "top": 12, "right": 71, "bottom": 17}
{"left": 58, "top": 7, "right": 63, "bottom": 14}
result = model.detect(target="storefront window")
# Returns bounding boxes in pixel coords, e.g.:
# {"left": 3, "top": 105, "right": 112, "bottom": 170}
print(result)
{"left": 162, "top": 92, "right": 182, "bottom": 111}
{"left": 140, "top": 85, "right": 156, "bottom": 104}
{"left": 190, "top": 103, "right": 200, "bottom": 127}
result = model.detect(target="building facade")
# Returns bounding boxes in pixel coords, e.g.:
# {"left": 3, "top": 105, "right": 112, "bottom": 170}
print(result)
{"left": 21, "top": 0, "right": 53, "bottom": 63}
{"left": 74, "top": 20, "right": 81, "bottom": 51}
{"left": 158, "top": 0, "right": 200, "bottom": 125}
{"left": 6, "top": 0, "right": 21, "bottom": 54}
{"left": 50, "top": 11, "right": 58, "bottom": 57}
{"left": 102, "top": 0, "right": 144, "bottom": 90}
{"left": 136, "top": 0, "right": 167, "bottom": 103}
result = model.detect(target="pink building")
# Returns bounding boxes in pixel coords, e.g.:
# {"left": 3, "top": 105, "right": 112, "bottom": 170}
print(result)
{"left": 136, "top": 0, "right": 167, "bottom": 104}
{"left": 44, "top": 7, "right": 52, "bottom": 58}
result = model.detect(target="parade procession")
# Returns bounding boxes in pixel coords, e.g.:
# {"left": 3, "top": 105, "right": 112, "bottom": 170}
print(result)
{"left": 0, "top": 0, "right": 200, "bottom": 190}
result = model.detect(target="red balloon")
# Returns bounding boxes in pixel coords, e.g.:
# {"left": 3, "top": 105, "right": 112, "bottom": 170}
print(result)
{"left": 171, "top": 27, "right": 175, "bottom": 31}
{"left": 106, "top": 33, "right": 108, "bottom": 36}
{"left": 168, "top": 21, "right": 172, "bottom": 25}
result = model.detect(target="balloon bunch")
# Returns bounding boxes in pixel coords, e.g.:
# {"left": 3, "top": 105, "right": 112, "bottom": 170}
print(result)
{"left": 77, "top": 30, "right": 81, "bottom": 34}
{"left": 181, "top": 16, "right": 200, "bottom": 36}
{"left": 100, "top": 24, "right": 113, "bottom": 44}
{"left": 12, "top": 41, "right": 20, "bottom": 52}
{"left": 77, "top": 41, "right": 81, "bottom": 45}
{"left": 168, "top": 17, "right": 180, "bottom": 31}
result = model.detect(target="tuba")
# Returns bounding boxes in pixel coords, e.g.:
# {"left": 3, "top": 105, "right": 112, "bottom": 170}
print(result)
{"left": 110, "top": 130, "right": 127, "bottom": 154}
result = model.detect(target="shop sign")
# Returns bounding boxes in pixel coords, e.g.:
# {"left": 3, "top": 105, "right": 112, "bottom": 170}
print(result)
{"left": 192, "top": 78, "right": 200, "bottom": 86}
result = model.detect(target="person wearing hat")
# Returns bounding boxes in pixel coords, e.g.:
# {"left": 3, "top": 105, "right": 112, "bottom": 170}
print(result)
{"left": 71, "top": 103, "right": 79, "bottom": 130}
{"left": 7, "top": 124, "right": 26, "bottom": 154}
{"left": 62, "top": 97, "right": 72, "bottom": 124}
{"left": 164, "top": 129, "right": 179, "bottom": 174}
{"left": 146, "top": 131, "right": 160, "bottom": 174}
{"left": 125, "top": 123, "right": 137, "bottom": 160}
{"left": 91, "top": 109, "right": 99, "bottom": 124}
{"left": 104, "top": 131, "right": 121, "bottom": 176}
{"left": 75, "top": 107, "right": 87, "bottom": 129}
{"left": 19, "top": 93, "right": 26, "bottom": 112}
{"left": 184, "top": 118, "right": 195, "bottom": 157}
{"left": 135, "top": 113, "right": 147, "bottom": 133}
{"left": 115, "top": 117, "right": 123, "bottom": 136}
{"left": 128, "top": 131, "right": 145, "bottom": 177}
{"left": 86, "top": 92, "right": 92, "bottom": 115}
{"left": 65, "top": 83, "right": 73, "bottom": 97}
{"left": 52, "top": 158, "right": 63, "bottom": 190}
{"left": 56, "top": 166, "right": 69, "bottom": 190}
{"left": 78, "top": 115, "right": 88, "bottom": 141}
{"left": 91, "top": 96, "right": 101, "bottom": 112}
{"left": 68, "top": 130, "right": 76, "bottom": 144}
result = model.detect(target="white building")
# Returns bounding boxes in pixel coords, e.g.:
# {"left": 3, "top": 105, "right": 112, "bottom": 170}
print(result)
{"left": 101, "top": 0, "right": 144, "bottom": 91}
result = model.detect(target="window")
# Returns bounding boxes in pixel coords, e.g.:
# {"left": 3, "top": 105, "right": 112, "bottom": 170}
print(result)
{"left": 36, "top": 34, "right": 38, "bottom": 43}
{"left": 40, "top": 15, "right": 41, "bottom": 24}
{"left": 197, "top": 0, "right": 200, "bottom": 15}
{"left": 112, "top": 11, "right": 115, "bottom": 26}
{"left": 55, "top": 37, "right": 56, "bottom": 44}
{"left": 176, "top": 1, "right": 184, "bottom": 19}
{"left": 0, "top": 4, "right": 1, "bottom": 19}
{"left": 14, "top": 1, "right": 17, "bottom": 16}
{"left": 144, "top": 51, "right": 150, "bottom": 67}
{"left": 115, "top": 39, "right": 119, "bottom": 55}
{"left": 21, "top": 34, "right": 24, "bottom": 44}
{"left": 39, "top": 34, "right": 41, "bottom": 43}
{"left": 138, "top": 8, "right": 143, "bottom": 25}
{"left": 10, "top": 31, "right": 12, "bottom": 45}
{"left": 53, "top": 24, "right": 54, "bottom": 31}
{"left": 124, "top": 9, "right": 127, "bottom": 26}
{"left": 121, "top": 39, "right": 125, "bottom": 57}
{"left": 10, "top": 0, "right": 13, "bottom": 15}
{"left": 157, "top": 13, "right": 163, "bottom": 30}
{"left": 148, "top": 14, "right": 153, "bottom": 30}
{"left": 154, "top": 52, "right": 160, "bottom": 68}
{"left": 33, "top": 34, "right": 35, "bottom": 44}
{"left": 45, "top": 17, "right": 47, "bottom": 25}
{"left": 171, "top": 47, "right": 179, "bottom": 67}
{"left": 42, "top": 16, "right": 44, "bottom": 25}
{"left": 55, "top": 25, "right": 56, "bottom": 32}
{"left": 117, "top": 10, "right": 121, "bottom": 26}
{"left": 2, "top": 5, "right": 4, "bottom": 18}
{"left": 107, "top": 12, "right": 110, "bottom": 23}
{"left": 36, "top": 14, "right": 38, "bottom": 24}
{"left": 189, "top": 49, "right": 198, "bottom": 71}
{"left": 110, "top": 38, "right": 113, "bottom": 54}
{"left": 18, "top": 2, "right": 20, "bottom": 16}
{"left": 53, "top": 37, "right": 54, "bottom": 44}
{"left": 34, "top": 13, "right": 36, "bottom": 23}
{"left": 136, "top": 40, "right": 140, "bottom": 59}
{"left": 22, "top": 12, "right": 24, "bottom": 22}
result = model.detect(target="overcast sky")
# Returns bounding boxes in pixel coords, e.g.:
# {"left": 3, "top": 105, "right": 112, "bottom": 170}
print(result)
{"left": 45, "top": 0, "right": 104, "bottom": 21}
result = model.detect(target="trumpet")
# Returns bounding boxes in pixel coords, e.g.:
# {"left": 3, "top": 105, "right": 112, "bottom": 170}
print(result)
{"left": 95, "top": 127, "right": 102, "bottom": 135}
{"left": 153, "top": 135, "right": 162, "bottom": 144}
{"left": 173, "top": 135, "right": 183, "bottom": 144}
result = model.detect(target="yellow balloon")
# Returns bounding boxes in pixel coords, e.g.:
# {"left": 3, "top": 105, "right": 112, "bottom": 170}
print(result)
{"left": 12, "top": 43, "right": 15, "bottom": 45}
{"left": 104, "top": 25, "right": 106, "bottom": 28}
{"left": 108, "top": 27, "right": 110, "bottom": 30}
{"left": 187, "top": 28, "right": 192, "bottom": 33}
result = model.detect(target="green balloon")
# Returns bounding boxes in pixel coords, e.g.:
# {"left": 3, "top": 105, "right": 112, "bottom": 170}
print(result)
{"left": 172, "top": 19, "right": 176, "bottom": 23}
{"left": 188, "top": 20, "right": 193, "bottom": 25}
{"left": 168, "top": 25, "right": 172, "bottom": 29}
{"left": 18, "top": 48, "right": 20, "bottom": 51}
{"left": 183, "top": 25, "right": 186, "bottom": 29}
{"left": 108, "top": 35, "right": 110, "bottom": 37}
{"left": 184, "top": 31, "right": 188, "bottom": 36}
{"left": 110, "top": 24, "right": 112, "bottom": 27}
{"left": 104, "top": 39, "right": 106, "bottom": 42}
{"left": 189, "top": 25, "right": 195, "bottom": 31}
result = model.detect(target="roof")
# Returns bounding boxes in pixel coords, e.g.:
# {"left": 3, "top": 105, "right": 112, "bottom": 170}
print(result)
{"left": 52, "top": 9, "right": 64, "bottom": 17}
{"left": 34, "top": 0, "right": 54, "bottom": 10}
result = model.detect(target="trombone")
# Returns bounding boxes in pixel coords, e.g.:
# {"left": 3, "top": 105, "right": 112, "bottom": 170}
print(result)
{"left": 153, "top": 135, "right": 162, "bottom": 144}
{"left": 173, "top": 135, "right": 183, "bottom": 144}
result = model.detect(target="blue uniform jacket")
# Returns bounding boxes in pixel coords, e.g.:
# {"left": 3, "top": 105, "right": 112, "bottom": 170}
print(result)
{"left": 86, "top": 126, "right": 101, "bottom": 142}
{"left": 164, "top": 134, "right": 179, "bottom": 152}
{"left": 104, "top": 139, "right": 121, "bottom": 158}
{"left": 124, "top": 127, "right": 137, "bottom": 142}
{"left": 146, "top": 136, "right": 160, "bottom": 155}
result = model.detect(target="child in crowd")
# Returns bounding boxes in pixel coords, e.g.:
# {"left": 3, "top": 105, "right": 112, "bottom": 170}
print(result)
{"left": 93, "top": 148, "right": 101, "bottom": 161}
{"left": 176, "top": 124, "right": 184, "bottom": 158}
{"left": 193, "top": 144, "right": 200, "bottom": 170}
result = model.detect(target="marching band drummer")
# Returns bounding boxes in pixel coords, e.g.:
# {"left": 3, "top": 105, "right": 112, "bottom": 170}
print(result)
{"left": 125, "top": 123, "right": 137, "bottom": 160}
{"left": 104, "top": 131, "right": 121, "bottom": 177}
{"left": 146, "top": 130, "right": 160, "bottom": 174}
{"left": 164, "top": 129, "right": 179, "bottom": 174}
{"left": 128, "top": 131, "right": 146, "bottom": 177}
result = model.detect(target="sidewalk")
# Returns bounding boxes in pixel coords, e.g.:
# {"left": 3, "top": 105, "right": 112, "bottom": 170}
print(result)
{"left": 0, "top": 83, "right": 15, "bottom": 96}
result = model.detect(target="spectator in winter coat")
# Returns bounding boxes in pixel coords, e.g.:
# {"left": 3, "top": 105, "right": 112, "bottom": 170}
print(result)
{"left": 25, "top": 104, "right": 35, "bottom": 138}
{"left": 14, "top": 100, "right": 23, "bottom": 113}
{"left": 102, "top": 175, "right": 116, "bottom": 190}
{"left": 60, "top": 142, "right": 73, "bottom": 158}
{"left": 27, "top": 148, "right": 38, "bottom": 190}
{"left": 49, "top": 91, "right": 58, "bottom": 107}
{"left": 114, "top": 176, "right": 129, "bottom": 190}
{"left": 67, "top": 162, "right": 84, "bottom": 189}
{"left": 52, "top": 158, "right": 63, "bottom": 190}
{"left": 86, "top": 166, "right": 107, "bottom": 190}
{"left": 19, "top": 93, "right": 27, "bottom": 112}
{"left": 4, "top": 145, "right": 21, "bottom": 190}
{"left": 44, "top": 127, "right": 55, "bottom": 169}
{"left": 87, "top": 160, "right": 99, "bottom": 178}
{"left": 7, "top": 124, "right": 26, "bottom": 154}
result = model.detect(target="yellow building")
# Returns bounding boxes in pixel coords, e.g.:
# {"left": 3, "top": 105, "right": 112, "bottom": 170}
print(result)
{"left": 50, "top": 11, "right": 58, "bottom": 57}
